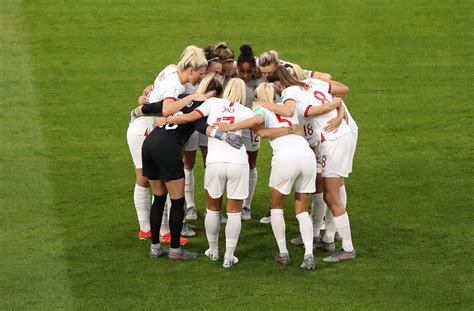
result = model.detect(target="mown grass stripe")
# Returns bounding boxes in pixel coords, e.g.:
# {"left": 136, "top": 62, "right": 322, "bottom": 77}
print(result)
{"left": 0, "top": 1, "right": 72, "bottom": 309}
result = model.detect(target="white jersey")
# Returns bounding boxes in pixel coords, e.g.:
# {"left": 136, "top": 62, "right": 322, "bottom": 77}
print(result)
{"left": 195, "top": 98, "right": 253, "bottom": 165}
{"left": 148, "top": 65, "right": 185, "bottom": 103}
{"left": 130, "top": 65, "right": 185, "bottom": 136}
{"left": 286, "top": 79, "right": 351, "bottom": 142}
{"left": 253, "top": 105, "right": 310, "bottom": 160}
{"left": 342, "top": 101, "right": 358, "bottom": 134}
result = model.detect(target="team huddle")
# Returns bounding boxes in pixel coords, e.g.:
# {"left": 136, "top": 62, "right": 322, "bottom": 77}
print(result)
{"left": 126, "top": 42, "right": 358, "bottom": 270}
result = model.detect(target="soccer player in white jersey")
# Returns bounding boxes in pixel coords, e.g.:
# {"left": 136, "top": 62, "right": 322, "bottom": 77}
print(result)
{"left": 261, "top": 65, "right": 357, "bottom": 262}
{"left": 156, "top": 78, "right": 252, "bottom": 267}
{"left": 216, "top": 82, "right": 339, "bottom": 269}
{"left": 257, "top": 50, "right": 332, "bottom": 81}
{"left": 127, "top": 46, "right": 206, "bottom": 243}
{"left": 235, "top": 44, "right": 263, "bottom": 220}
{"left": 133, "top": 45, "right": 208, "bottom": 259}
{"left": 181, "top": 46, "right": 225, "bottom": 223}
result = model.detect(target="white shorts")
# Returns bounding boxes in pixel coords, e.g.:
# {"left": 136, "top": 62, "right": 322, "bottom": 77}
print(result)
{"left": 242, "top": 129, "right": 260, "bottom": 152}
{"left": 269, "top": 154, "right": 316, "bottom": 195}
{"left": 320, "top": 133, "right": 356, "bottom": 178}
{"left": 184, "top": 131, "right": 199, "bottom": 152}
{"left": 205, "top": 162, "right": 250, "bottom": 199}
{"left": 126, "top": 126, "right": 146, "bottom": 169}
{"left": 199, "top": 133, "right": 208, "bottom": 147}
{"left": 349, "top": 129, "right": 358, "bottom": 173}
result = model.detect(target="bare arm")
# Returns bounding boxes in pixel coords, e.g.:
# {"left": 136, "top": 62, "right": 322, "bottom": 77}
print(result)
{"left": 312, "top": 71, "right": 332, "bottom": 81}
{"left": 255, "top": 99, "right": 296, "bottom": 117}
{"left": 155, "top": 110, "right": 203, "bottom": 127}
{"left": 329, "top": 80, "right": 350, "bottom": 98}
{"left": 255, "top": 124, "right": 302, "bottom": 139}
{"left": 214, "top": 115, "right": 265, "bottom": 132}
{"left": 324, "top": 104, "right": 346, "bottom": 132}
{"left": 305, "top": 97, "right": 342, "bottom": 117}
{"left": 162, "top": 92, "right": 213, "bottom": 116}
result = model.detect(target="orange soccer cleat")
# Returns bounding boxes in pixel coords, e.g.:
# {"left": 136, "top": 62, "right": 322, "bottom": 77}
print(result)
{"left": 139, "top": 230, "right": 152, "bottom": 240}
{"left": 159, "top": 232, "right": 189, "bottom": 246}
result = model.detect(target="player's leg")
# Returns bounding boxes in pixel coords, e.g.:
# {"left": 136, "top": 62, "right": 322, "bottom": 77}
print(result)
{"left": 222, "top": 163, "right": 249, "bottom": 267}
{"left": 242, "top": 150, "right": 258, "bottom": 220}
{"left": 203, "top": 163, "right": 226, "bottom": 260}
{"left": 293, "top": 153, "right": 317, "bottom": 270}
{"left": 323, "top": 177, "right": 355, "bottom": 262}
{"left": 165, "top": 178, "right": 197, "bottom": 260}
{"left": 242, "top": 129, "right": 260, "bottom": 220}
{"left": 134, "top": 169, "right": 151, "bottom": 240}
{"left": 295, "top": 192, "right": 315, "bottom": 270}
{"left": 269, "top": 187, "right": 289, "bottom": 264}
{"left": 183, "top": 131, "right": 199, "bottom": 220}
{"left": 148, "top": 179, "right": 169, "bottom": 257}
{"left": 127, "top": 129, "right": 151, "bottom": 240}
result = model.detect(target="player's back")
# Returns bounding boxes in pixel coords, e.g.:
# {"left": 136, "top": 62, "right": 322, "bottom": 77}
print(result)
{"left": 196, "top": 98, "right": 252, "bottom": 164}
{"left": 300, "top": 79, "right": 351, "bottom": 141}
{"left": 258, "top": 105, "right": 310, "bottom": 160}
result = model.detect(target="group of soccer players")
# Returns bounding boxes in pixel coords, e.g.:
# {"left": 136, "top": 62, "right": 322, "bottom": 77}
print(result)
{"left": 126, "top": 42, "right": 358, "bottom": 270}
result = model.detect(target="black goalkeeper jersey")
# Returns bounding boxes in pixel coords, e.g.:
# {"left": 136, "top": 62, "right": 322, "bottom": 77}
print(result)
{"left": 141, "top": 95, "right": 208, "bottom": 151}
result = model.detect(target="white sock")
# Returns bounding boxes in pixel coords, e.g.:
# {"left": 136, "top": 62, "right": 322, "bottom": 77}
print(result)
{"left": 205, "top": 209, "right": 220, "bottom": 252}
{"left": 243, "top": 167, "right": 257, "bottom": 209}
{"left": 184, "top": 168, "right": 195, "bottom": 208}
{"left": 224, "top": 212, "right": 241, "bottom": 259}
{"left": 296, "top": 212, "right": 314, "bottom": 256}
{"left": 322, "top": 208, "right": 336, "bottom": 243}
{"left": 270, "top": 209, "right": 287, "bottom": 254}
{"left": 159, "top": 195, "right": 170, "bottom": 235}
{"left": 340, "top": 185, "right": 347, "bottom": 209}
{"left": 134, "top": 184, "right": 150, "bottom": 232}
{"left": 311, "top": 193, "right": 326, "bottom": 238}
{"left": 333, "top": 212, "right": 354, "bottom": 252}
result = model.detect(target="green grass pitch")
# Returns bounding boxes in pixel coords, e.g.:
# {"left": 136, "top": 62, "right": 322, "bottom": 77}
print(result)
{"left": 1, "top": 0, "right": 473, "bottom": 309}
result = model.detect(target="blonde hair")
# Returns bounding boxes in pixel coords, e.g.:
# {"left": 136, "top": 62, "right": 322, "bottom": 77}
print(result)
{"left": 258, "top": 50, "right": 279, "bottom": 67}
{"left": 255, "top": 82, "right": 274, "bottom": 103}
{"left": 177, "top": 45, "right": 208, "bottom": 71}
{"left": 268, "top": 65, "right": 308, "bottom": 89}
{"left": 223, "top": 78, "right": 246, "bottom": 104}
{"left": 197, "top": 73, "right": 216, "bottom": 94}
{"left": 287, "top": 63, "right": 307, "bottom": 81}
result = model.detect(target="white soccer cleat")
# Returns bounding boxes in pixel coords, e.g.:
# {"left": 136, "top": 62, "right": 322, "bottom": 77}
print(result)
{"left": 241, "top": 207, "right": 251, "bottom": 220}
{"left": 223, "top": 256, "right": 239, "bottom": 268}
{"left": 300, "top": 254, "right": 316, "bottom": 270}
{"left": 259, "top": 209, "right": 271, "bottom": 224}
{"left": 204, "top": 248, "right": 220, "bottom": 261}
{"left": 323, "top": 249, "right": 356, "bottom": 262}
{"left": 181, "top": 223, "right": 196, "bottom": 237}
{"left": 185, "top": 206, "right": 198, "bottom": 220}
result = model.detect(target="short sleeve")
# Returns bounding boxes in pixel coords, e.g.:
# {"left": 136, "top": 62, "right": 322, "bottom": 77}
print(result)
{"left": 252, "top": 105, "right": 268, "bottom": 120}
{"left": 163, "top": 81, "right": 185, "bottom": 101}
{"left": 194, "top": 99, "right": 213, "bottom": 117}
{"left": 295, "top": 102, "right": 309, "bottom": 118}
{"left": 281, "top": 86, "right": 299, "bottom": 104}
